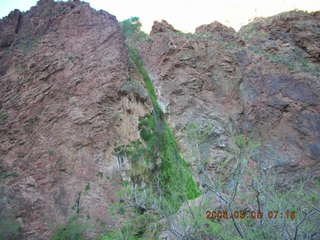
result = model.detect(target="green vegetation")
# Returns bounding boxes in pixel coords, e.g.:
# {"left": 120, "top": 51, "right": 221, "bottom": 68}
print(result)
{"left": 101, "top": 211, "right": 160, "bottom": 240}
{"left": 71, "top": 192, "right": 82, "bottom": 215}
{"left": 98, "top": 17, "right": 200, "bottom": 239}
{"left": 0, "top": 111, "right": 8, "bottom": 124}
{"left": 15, "top": 37, "right": 40, "bottom": 55}
{"left": 114, "top": 46, "right": 200, "bottom": 221}
{"left": 172, "top": 120, "right": 320, "bottom": 240}
{"left": 120, "top": 80, "right": 148, "bottom": 101}
{"left": 24, "top": 116, "right": 39, "bottom": 132}
{"left": 248, "top": 45, "right": 320, "bottom": 76}
{"left": 0, "top": 212, "right": 21, "bottom": 240}
{"left": 50, "top": 217, "right": 87, "bottom": 240}
{"left": 96, "top": 172, "right": 103, "bottom": 178}
{"left": 120, "top": 17, "right": 141, "bottom": 37}
{"left": 0, "top": 170, "right": 19, "bottom": 179}
{"left": 0, "top": 164, "right": 20, "bottom": 179}
{"left": 84, "top": 183, "right": 90, "bottom": 192}
{"left": 48, "top": 149, "right": 55, "bottom": 155}
{"left": 238, "top": 24, "right": 320, "bottom": 77}
{"left": 126, "top": 47, "right": 200, "bottom": 205}
{"left": 67, "top": 56, "right": 77, "bottom": 63}
{"left": 120, "top": 17, "right": 149, "bottom": 43}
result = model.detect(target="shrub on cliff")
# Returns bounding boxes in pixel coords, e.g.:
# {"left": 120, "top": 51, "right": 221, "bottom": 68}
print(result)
{"left": 0, "top": 213, "right": 21, "bottom": 240}
{"left": 50, "top": 217, "right": 87, "bottom": 240}
{"left": 120, "top": 17, "right": 149, "bottom": 42}
{"left": 169, "top": 120, "right": 320, "bottom": 240}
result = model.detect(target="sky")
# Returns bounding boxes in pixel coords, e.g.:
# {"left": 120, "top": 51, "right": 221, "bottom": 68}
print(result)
{"left": 1, "top": 0, "right": 320, "bottom": 33}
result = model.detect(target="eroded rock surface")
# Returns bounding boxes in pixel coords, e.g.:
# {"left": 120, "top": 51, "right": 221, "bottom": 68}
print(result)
{"left": 139, "top": 11, "right": 320, "bottom": 187}
{"left": 1, "top": 2, "right": 320, "bottom": 239}
{"left": 0, "top": 0, "right": 137, "bottom": 239}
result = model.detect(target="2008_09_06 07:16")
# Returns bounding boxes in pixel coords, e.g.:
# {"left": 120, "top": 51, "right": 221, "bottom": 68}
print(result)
{"left": 205, "top": 210, "right": 296, "bottom": 219}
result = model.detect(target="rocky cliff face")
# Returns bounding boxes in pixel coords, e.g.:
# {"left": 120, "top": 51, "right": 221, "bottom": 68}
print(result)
{"left": 0, "top": 1, "right": 319, "bottom": 239}
{"left": 139, "top": 11, "right": 320, "bottom": 186}
{"left": 0, "top": 0, "right": 138, "bottom": 239}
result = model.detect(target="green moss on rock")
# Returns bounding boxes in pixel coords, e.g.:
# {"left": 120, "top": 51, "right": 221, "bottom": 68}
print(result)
{"left": 115, "top": 47, "right": 200, "bottom": 213}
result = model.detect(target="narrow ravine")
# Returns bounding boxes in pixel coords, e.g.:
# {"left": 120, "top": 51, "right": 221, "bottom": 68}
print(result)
{"left": 116, "top": 47, "right": 201, "bottom": 213}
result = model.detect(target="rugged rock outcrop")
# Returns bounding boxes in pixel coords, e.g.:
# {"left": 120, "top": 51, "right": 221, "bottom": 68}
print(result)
{"left": 237, "top": 11, "right": 320, "bottom": 180}
{"left": 139, "top": 10, "right": 320, "bottom": 187}
{"left": 150, "top": 20, "right": 178, "bottom": 36}
{"left": 0, "top": 0, "right": 146, "bottom": 239}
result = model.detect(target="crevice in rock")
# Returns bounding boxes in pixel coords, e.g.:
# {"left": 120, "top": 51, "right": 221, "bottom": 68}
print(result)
{"left": 14, "top": 13, "right": 22, "bottom": 34}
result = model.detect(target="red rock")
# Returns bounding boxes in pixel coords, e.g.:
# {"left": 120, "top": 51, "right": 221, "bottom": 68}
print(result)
{"left": 1, "top": 2, "right": 320, "bottom": 239}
